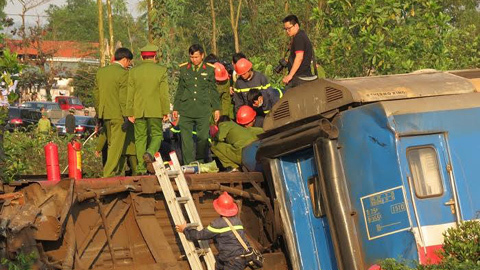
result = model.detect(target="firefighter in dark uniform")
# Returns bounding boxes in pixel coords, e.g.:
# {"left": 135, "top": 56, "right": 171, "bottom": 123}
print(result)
{"left": 176, "top": 192, "right": 251, "bottom": 270}
{"left": 173, "top": 44, "right": 221, "bottom": 165}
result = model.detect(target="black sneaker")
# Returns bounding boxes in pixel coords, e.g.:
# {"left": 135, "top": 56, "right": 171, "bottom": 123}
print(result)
{"left": 143, "top": 152, "right": 155, "bottom": 174}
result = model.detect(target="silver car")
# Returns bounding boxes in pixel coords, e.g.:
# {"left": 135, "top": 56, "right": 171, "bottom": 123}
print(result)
{"left": 21, "top": 101, "right": 64, "bottom": 124}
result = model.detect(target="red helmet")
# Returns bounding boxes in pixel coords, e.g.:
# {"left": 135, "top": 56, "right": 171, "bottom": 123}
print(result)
{"left": 234, "top": 58, "right": 252, "bottom": 76}
{"left": 214, "top": 62, "right": 229, "bottom": 81}
{"left": 213, "top": 192, "right": 238, "bottom": 217}
{"left": 236, "top": 105, "right": 256, "bottom": 125}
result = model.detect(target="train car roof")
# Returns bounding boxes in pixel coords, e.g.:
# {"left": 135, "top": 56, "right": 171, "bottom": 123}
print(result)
{"left": 263, "top": 70, "right": 478, "bottom": 132}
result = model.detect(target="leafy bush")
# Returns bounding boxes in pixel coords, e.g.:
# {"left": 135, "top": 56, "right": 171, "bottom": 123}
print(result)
{"left": 379, "top": 221, "right": 480, "bottom": 270}
{"left": 0, "top": 251, "right": 37, "bottom": 270}
{"left": 441, "top": 220, "right": 480, "bottom": 265}
{"left": 3, "top": 130, "right": 102, "bottom": 182}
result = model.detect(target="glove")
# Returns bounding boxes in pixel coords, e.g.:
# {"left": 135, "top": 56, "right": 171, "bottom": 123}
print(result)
{"left": 122, "top": 117, "right": 130, "bottom": 132}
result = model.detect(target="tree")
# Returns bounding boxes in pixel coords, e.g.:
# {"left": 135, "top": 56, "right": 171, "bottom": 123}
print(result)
{"left": 229, "top": 0, "right": 243, "bottom": 52}
{"left": 45, "top": 0, "right": 145, "bottom": 54}
{"left": 20, "top": 20, "right": 67, "bottom": 100}
{"left": 97, "top": 0, "right": 106, "bottom": 66}
{"left": 0, "top": 50, "right": 23, "bottom": 182}
{"left": 70, "top": 63, "right": 98, "bottom": 107}
{"left": 209, "top": 0, "right": 217, "bottom": 55}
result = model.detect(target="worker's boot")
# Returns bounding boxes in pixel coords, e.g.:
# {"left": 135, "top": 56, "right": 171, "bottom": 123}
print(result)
{"left": 143, "top": 152, "right": 155, "bottom": 174}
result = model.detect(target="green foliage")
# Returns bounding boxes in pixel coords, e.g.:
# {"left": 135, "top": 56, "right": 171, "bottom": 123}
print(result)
{"left": 3, "top": 130, "right": 103, "bottom": 183}
{"left": 379, "top": 221, "right": 480, "bottom": 270}
{"left": 17, "top": 66, "right": 46, "bottom": 92}
{"left": 0, "top": 251, "right": 37, "bottom": 270}
{"left": 149, "top": 0, "right": 478, "bottom": 82}
{"left": 45, "top": 0, "right": 147, "bottom": 53}
{"left": 380, "top": 258, "right": 416, "bottom": 270}
{"left": 70, "top": 63, "right": 98, "bottom": 107}
{"left": 441, "top": 220, "right": 480, "bottom": 264}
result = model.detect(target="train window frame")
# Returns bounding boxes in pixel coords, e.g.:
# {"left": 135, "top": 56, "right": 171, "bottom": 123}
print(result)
{"left": 308, "top": 175, "right": 325, "bottom": 217}
{"left": 406, "top": 146, "right": 445, "bottom": 199}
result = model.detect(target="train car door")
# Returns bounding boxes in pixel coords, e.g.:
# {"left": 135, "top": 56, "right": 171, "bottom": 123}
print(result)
{"left": 272, "top": 148, "right": 337, "bottom": 270}
{"left": 398, "top": 133, "right": 459, "bottom": 263}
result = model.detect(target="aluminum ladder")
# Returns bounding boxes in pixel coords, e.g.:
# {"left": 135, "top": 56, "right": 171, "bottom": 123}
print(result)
{"left": 152, "top": 151, "right": 216, "bottom": 270}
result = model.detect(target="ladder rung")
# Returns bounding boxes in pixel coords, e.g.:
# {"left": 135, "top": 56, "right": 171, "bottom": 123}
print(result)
{"left": 176, "top": 196, "right": 190, "bottom": 203}
{"left": 195, "top": 248, "right": 210, "bottom": 256}
{"left": 185, "top": 223, "right": 199, "bottom": 229}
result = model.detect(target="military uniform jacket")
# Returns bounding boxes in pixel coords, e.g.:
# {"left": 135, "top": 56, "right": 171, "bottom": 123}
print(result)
{"left": 184, "top": 216, "right": 250, "bottom": 262}
{"left": 216, "top": 121, "right": 257, "bottom": 149}
{"left": 94, "top": 63, "right": 128, "bottom": 120}
{"left": 126, "top": 60, "right": 169, "bottom": 118}
{"left": 173, "top": 62, "right": 220, "bottom": 118}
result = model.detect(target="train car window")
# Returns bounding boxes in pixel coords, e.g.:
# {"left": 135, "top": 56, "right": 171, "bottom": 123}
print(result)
{"left": 308, "top": 175, "right": 325, "bottom": 217}
{"left": 407, "top": 147, "right": 444, "bottom": 198}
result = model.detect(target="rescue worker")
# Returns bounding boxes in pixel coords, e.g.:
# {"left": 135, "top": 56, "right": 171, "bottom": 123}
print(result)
{"left": 173, "top": 44, "right": 221, "bottom": 165}
{"left": 247, "top": 87, "right": 283, "bottom": 121}
{"left": 65, "top": 108, "right": 76, "bottom": 135}
{"left": 211, "top": 115, "right": 257, "bottom": 172}
{"left": 126, "top": 43, "right": 170, "bottom": 174}
{"left": 94, "top": 47, "right": 136, "bottom": 177}
{"left": 232, "top": 58, "right": 272, "bottom": 114}
{"left": 214, "top": 62, "right": 234, "bottom": 119}
{"left": 236, "top": 105, "right": 264, "bottom": 136}
{"left": 36, "top": 111, "right": 51, "bottom": 134}
{"left": 176, "top": 192, "right": 251, "bottom": 270}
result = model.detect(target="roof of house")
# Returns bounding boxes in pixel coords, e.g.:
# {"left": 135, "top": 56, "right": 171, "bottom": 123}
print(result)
{"left": 4, "top": 40, "right": 99, "bottom": 59}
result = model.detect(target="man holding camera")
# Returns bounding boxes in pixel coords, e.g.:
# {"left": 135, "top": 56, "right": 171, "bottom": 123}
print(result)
{"left": 282, "top": 14, "right": 314, "bottom": 90}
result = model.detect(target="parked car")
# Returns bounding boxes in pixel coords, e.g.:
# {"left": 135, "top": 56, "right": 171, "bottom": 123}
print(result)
{"left": 6, "top": 107, "right": 42, "bottom": 132}
{"left": 21, "top": 101, "right": 64, "bottom": 123}
{"left": 55, "top": 116, "right": 96, "bottom": 137}
{"left": 55, "top": 96, "right": 84, "bottom": 111}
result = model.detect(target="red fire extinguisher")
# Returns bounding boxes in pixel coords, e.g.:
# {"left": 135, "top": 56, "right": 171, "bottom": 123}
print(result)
{"left": 44, "top": 142, "right": 60, "bottom": 181}
{"left": 68, "top": 140, "right": 82, "bottom": 180}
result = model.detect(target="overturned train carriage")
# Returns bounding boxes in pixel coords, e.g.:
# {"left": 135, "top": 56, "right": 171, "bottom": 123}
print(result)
{"left": 250, "top": 69, "right": 480, "bottom": 270}
{"left": 0, "top": 174, "right": 287, "bottom": 269}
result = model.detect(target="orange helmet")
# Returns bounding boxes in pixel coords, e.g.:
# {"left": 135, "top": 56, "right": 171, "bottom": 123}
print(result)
{"left": 213, "top": 192, "right": 238, "bottom": 217}
{"left": 236, "top": 105, "right": 256, "bottom": 125}
{"left": 214, "top": 62, "right": 229, "bottom": 81}
{"left": 234, "top": 58, "right": 252, "bottom": 76}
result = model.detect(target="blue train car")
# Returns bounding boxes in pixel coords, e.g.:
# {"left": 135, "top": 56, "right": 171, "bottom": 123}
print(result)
{"left": 252, "top": 70, "right": 480, "bottom": 269}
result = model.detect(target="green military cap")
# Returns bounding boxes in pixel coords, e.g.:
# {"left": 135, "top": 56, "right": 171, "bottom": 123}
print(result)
{"left": 140, "top": 43, "right": 159, "bottom": 52}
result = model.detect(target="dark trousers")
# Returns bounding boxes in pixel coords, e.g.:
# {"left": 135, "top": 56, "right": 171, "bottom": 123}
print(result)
{"left": 285, "top": 76, "right": 310, "bottom": 91}
{"left": 215, "top": 257, "right": 248, "bottom": 270}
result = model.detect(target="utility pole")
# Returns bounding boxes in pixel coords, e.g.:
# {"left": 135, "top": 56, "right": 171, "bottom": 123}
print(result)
{"left": 106, "top": 0, "right": 115, "bottom": 59}
{"left": 97, "top": 0, "right": 105, "bottom": 67}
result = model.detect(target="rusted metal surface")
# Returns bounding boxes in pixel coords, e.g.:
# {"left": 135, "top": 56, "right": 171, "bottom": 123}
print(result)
{"left": 0, "top": 172, "right": 286, "bottom": 269}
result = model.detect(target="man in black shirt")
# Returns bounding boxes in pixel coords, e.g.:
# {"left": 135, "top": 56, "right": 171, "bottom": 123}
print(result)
{"left": 282, "top": 14, "right": 314, "bottom": 90}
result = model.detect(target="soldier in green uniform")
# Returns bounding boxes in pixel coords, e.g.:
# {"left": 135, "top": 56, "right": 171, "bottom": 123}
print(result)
{"left": 94, "top": 48, "right": 135, "bottom": 177}
{"left": 173, "top": 44, "right": 221, "bottom": 165}
{"left": 126, "top": 43, "right": 170, "bottom": 174}
{"left": 211, "top": 115, "right": 257, "bottom": 171}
